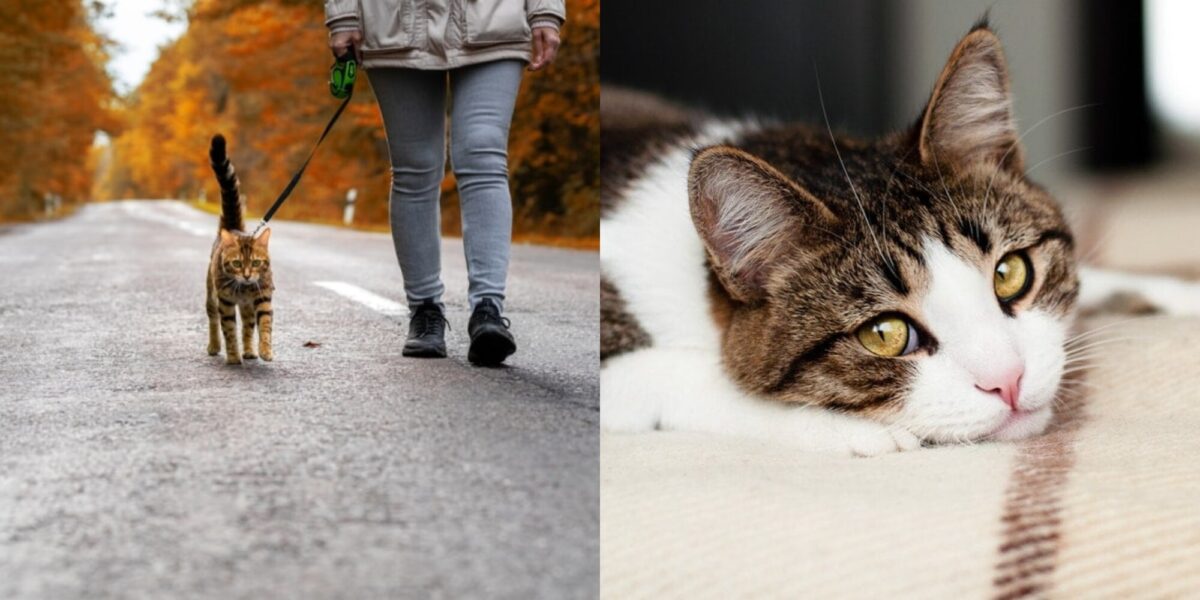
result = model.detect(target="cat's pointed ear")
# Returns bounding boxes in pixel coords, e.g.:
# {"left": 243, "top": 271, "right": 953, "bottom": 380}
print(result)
{"left": 917, "top": 24, "right": 1023, "bottom": 172}
{"left": 689, "top": 146, "right": 837, "bottom": 303}
{"left": 219, "top": 228, "right": 235, "bottom": 245}
{"left": 255, "top": 227, "right": 271, "bottom": 247}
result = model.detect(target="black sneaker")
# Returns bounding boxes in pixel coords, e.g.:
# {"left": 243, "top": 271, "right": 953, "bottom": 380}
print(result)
{"left": 403, "top": 300, "right": 448, "bottom": 358}
{"left": 467, "top": 298, "right": 516, "bottom": 365}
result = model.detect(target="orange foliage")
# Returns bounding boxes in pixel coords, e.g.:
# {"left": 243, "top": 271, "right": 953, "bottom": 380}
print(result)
{"left": 101, "top": 0, "right": 598, "bottom": 241}
{"left": 0, "top": 0, "right": 114, "bottom": 220}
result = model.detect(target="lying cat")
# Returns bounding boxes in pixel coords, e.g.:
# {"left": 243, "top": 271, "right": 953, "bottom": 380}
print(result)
{"left": 600, "top": 22, "right": 1199, "bottom": 455}
{"left": 205, "top": 134, "right": 274, "bottom": 365}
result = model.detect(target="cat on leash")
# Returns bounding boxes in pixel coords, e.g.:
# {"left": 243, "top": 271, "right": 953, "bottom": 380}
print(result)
{"left": 205, "top": 134, "right": 275, "bottom": 365}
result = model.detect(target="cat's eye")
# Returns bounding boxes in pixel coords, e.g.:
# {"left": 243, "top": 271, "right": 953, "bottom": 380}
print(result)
{"left": 251, "top": 260, "right": 262, "bottom": 267}
{"left": 856, "top": 314, "right": 920, "bottom": 358}
{"left": 230, "top": 260, "right": 243, "bottom": 268}
{"left": 994, "top": 251, "right": 1032, "bottom": 302}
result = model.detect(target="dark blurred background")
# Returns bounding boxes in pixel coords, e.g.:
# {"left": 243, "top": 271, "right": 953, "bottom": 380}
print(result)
{"left": 602, "top": 0, "right": 1200, "bottom": 272}
{"left": 603, "top": 0, "right": 1200, "bottom": 176}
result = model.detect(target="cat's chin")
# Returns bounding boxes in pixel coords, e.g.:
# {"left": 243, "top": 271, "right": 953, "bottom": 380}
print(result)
{"left": 985, "top": 406, "right": 1054, "bottom": 441}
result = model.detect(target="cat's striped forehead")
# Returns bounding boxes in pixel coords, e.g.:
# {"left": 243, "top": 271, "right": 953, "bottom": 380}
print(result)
{"left": 706, "top": 133, "right": 1080, "bottom": 418}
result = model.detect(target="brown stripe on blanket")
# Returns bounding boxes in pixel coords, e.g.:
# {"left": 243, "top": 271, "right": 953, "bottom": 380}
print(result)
{"left": 992, "top": 372, "right": 1089, "bottom": 600}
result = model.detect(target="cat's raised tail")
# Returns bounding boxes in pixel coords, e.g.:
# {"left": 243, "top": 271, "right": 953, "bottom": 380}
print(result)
{"left": 208, "top": 134, "right": 243, "bottom": 233}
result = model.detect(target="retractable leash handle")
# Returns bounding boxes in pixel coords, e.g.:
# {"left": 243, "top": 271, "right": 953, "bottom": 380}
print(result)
{"left": 329, "top": 44, "right": 358, "bottom": 99}
{"left": 249, "top": 46, "right": 360, "bottom": 237}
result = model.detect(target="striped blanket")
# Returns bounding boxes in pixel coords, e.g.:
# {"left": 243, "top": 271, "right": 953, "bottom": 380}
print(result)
{"left": 601, "top": 316, "right": 1200, "bottom": 598}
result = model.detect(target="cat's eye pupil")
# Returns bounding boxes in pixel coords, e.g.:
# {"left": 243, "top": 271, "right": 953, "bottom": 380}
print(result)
{"left": 994, "top": 252, "right": 1032, "bottom": 303}
{"left": 857, "top": 315, "right": 913, "bottom": 358}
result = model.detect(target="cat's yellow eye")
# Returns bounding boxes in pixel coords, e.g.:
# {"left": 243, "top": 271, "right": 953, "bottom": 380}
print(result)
{"left": 857, "top": 315, "right": 918, "bottom": 357}
{"left": 994, "top": 252, "right": 1032, "bottom": 302}
{"left": 251, "top": 260, "right": 262, "bottom": 267}
{"left": 231, "top": 260, "right": 243, "bottom": 268}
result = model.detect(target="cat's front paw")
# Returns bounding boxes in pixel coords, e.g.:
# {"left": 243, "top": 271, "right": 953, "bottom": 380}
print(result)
{"left": 225, "top": 354, "right": 242, "bottom": 365}
{"left": 207, "top": 343, "right": 220, "bottom": 356}
{"left": 243, "top": 351, "right": 258, "bottom": 360}
{"left": 832, "top": 418, "right": 921, "bottom": 457}
{"left": 259, "top": 347, "right": 273, "bottom": 361}
{"left": 775, "top": 407, "right": 922, "bottom": 457}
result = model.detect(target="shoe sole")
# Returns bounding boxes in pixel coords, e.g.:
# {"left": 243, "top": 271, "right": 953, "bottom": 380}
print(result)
{"left": 403, "top": 342, "right": 447, "bottom": 358}
{"left": 468, "top": 331, "right": 516, "bottom": 365}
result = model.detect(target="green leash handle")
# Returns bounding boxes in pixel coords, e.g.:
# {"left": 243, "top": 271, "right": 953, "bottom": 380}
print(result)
{"left": 248, "top": 47, "right": 359, "bottom": 236}
{"left": 330, "top": 44, "right": 359, "bottom": 99}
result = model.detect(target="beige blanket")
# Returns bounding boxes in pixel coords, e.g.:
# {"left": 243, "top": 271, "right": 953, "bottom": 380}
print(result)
{"left": 601, "top": 316, "right": 1200, "bottom": 598}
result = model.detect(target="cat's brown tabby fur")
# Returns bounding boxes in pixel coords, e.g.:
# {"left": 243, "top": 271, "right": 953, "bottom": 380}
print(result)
{"left": 205, "top": 134, "right": 274, "bottom": 365}
{"left": 601, "top": 21, "right": 1077, "bottom": 415}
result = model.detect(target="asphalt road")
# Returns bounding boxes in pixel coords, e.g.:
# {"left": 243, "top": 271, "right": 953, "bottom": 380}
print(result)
{"left": 0, "top": 201, "right": 599, "bottom": 599}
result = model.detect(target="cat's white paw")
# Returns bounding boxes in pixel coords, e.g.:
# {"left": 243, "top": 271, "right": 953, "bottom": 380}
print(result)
{"left": 833, "top": 418, "right": 921, "bottom": 457}
{"left": 772, "top": 407, "right": 922, "bottom": 457}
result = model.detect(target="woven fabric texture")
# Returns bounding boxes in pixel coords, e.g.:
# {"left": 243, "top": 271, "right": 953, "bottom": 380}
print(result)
{"left": 601, "top": 316, "right": 1200, "bottom": 599}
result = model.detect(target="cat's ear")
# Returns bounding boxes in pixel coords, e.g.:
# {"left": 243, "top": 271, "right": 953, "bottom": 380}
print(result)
{"left": 917, "top": 24, "right": 1023, "bottom": 172}
{"left": 255, "top": 227, "right": 271, "bottom": 247}
{"left": 688, "top": 146, "right": 836, "bottom": 302}
{"left": 219, "top": 228, "right": 235, "bottom": 245}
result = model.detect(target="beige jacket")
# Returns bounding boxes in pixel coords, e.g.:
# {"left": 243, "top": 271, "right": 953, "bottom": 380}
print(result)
{"left": 325, "top": 0, "right": 565, "bottom": 70}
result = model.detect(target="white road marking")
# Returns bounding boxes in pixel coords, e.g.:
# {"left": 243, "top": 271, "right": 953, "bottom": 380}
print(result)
{"left": 123, "top": 202, "right": 411, "bottom": 320}
{"left": 313, "top": 281, "right": 409, "bottom": 318}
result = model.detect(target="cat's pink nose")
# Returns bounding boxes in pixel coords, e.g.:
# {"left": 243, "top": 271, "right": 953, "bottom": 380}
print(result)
{"left": 975, "top": 366, "right": 1024, "bottom": 411}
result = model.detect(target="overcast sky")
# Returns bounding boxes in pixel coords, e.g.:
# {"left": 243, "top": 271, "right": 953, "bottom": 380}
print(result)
{"left": 96, "top": 0, "right": 186, "bottom": 94}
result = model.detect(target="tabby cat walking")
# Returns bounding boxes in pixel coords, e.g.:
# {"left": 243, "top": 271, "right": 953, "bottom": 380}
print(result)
{"left": 205, "top": 134, "right": 274, "bottom": 364}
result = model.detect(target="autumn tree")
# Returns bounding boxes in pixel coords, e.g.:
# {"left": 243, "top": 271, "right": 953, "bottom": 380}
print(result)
{"left": 102, "top": 0, "right": 598, "bottom": 242}
{"left": 0, "top": 0, "right": 115, "bottom": 220}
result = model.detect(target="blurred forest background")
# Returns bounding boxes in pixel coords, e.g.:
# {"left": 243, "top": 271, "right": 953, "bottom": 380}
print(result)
{"left": 0, "top": 0, "right": 599, "bottom": 244}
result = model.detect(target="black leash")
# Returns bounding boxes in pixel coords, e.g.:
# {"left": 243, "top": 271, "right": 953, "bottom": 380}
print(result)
{"left": 250, "top": 48, "right": 358, "bottom": 236}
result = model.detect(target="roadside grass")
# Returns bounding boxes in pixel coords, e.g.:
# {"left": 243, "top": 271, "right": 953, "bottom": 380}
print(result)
{"left": 0, "top": 203, "right": 81, "bottom": 224}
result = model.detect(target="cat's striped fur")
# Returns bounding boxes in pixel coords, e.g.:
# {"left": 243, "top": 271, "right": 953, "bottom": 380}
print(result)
{"left": 600, "top": 23, "right": 1081, "bottom": 453}
{"left": 205, "top": 134, "right": 274, "bottom": 365}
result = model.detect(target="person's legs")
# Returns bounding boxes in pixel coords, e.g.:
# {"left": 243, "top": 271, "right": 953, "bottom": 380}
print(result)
{"left": 448, "top": 60, "right": 523, "bottom": 312}
{"left": 367, "top": 67, "right": 448, "bottom": 310}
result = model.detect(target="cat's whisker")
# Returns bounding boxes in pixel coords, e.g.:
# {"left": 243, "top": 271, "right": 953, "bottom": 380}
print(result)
{"left": 982, "top": 102, "right": 1100, "bottom": 212}
{"left": 1065, "top": 352, "right": 1108, "bottom": 367}
{"left": 927, "top": 144, "right": 967, "bottom": 225}
{"left": 1064, "top": 337, "right": 1138, "bottom": 354}
{"left": 1058, "top": 378, "right": 1099, "bottom": 388}
{"left": 1023, "top": 146, "right": 1092, "bottom": 178}
{"left": 1063, "top": 351, "right": 1105, "bottom": 363}
{"left": 814, "top": 64, "right": 889, "bottom": 268}
{"left": 1065, "top": 339, "right": 1137, "bottom": 357}
{"left": 883, "top": 143, "right": 917, "bottom": 192}
{"left": 1064, "top": 350, "right": 1123, "bottom": 365}
{"left": 1077, "top": 226, "right": 1117, "bottom": 265}
{"left": 802, "top": 223, "right": 864, "bottom": 254}
{"left": 1064, "top": 317, "right": 1144, "bottom": 344}
{"left": 1064, "top": 338, "right": 1137, "bottom": 353}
